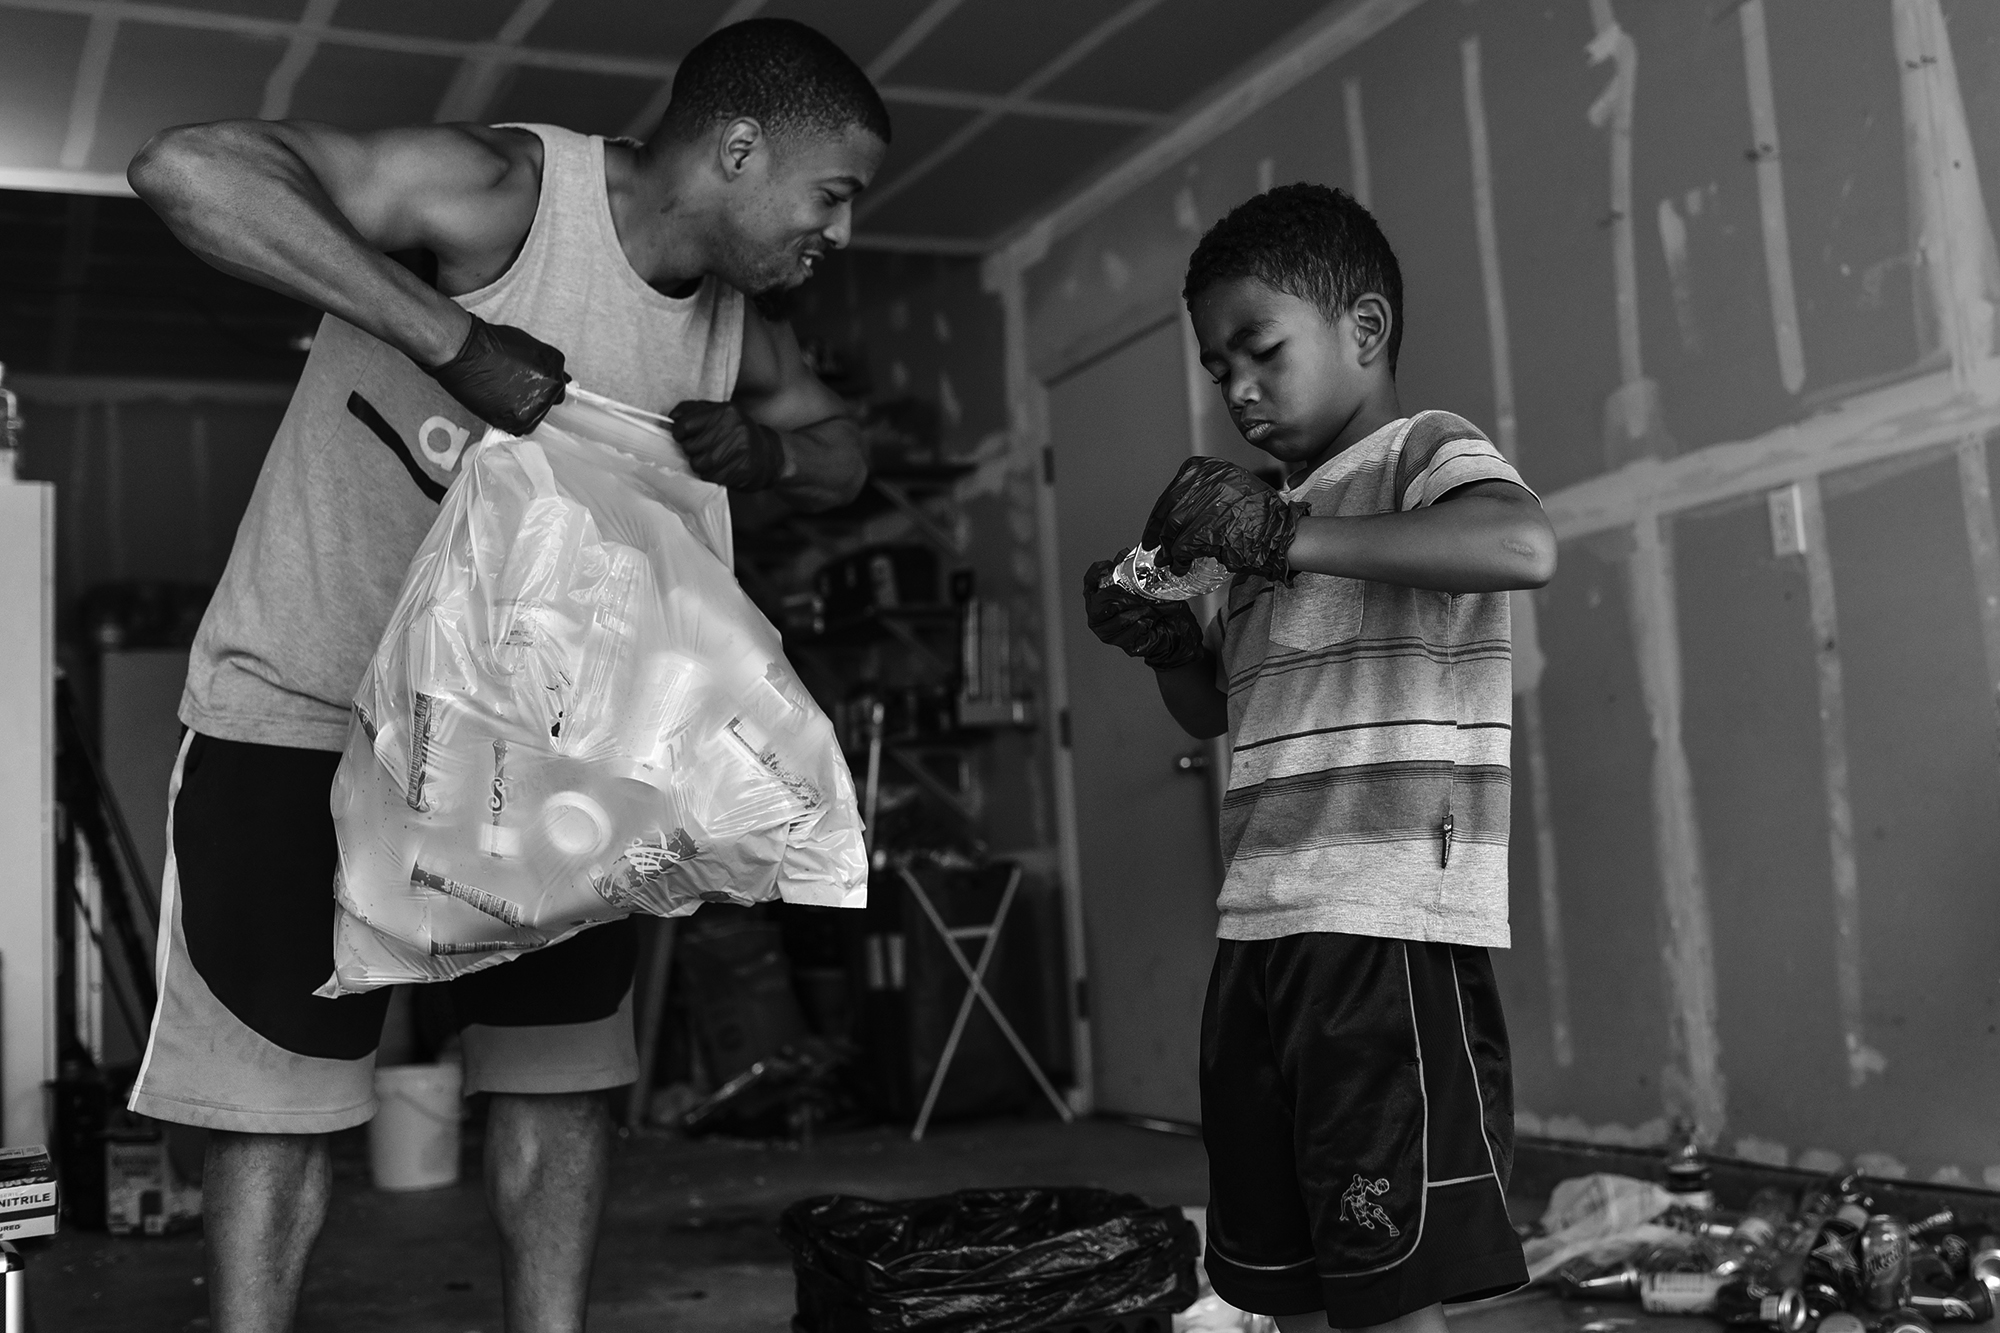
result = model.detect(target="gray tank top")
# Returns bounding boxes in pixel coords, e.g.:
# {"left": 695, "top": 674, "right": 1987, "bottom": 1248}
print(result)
{"left": 181, "top": 124, "right": 745, "bottom": 751}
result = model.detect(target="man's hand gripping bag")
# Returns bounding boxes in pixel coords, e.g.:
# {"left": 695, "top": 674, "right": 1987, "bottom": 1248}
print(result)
{"left": 317, "top": 390, "right": 867, "bottom": 995}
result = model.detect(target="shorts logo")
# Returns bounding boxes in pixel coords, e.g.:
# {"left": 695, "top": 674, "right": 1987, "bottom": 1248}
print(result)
{"left": 1339, "top": 1175, "right": 1400, "bottom": 1236}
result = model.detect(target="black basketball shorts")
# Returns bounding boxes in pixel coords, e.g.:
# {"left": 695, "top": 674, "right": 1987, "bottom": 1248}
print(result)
{"left": 1199, "top": 933, "right": 1528, "bottom": 1327}
{"left": 131, "top": 732, "right": 639, "bottom": 1133}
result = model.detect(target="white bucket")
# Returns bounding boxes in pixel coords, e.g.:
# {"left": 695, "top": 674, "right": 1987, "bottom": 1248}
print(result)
{"left": 369, "top": 1061, "right": 463, "bottom": 1191}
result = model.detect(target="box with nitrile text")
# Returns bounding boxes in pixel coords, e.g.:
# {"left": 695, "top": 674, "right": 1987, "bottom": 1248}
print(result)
{"left": 0, "top": 1144, "right": 59, "bottom": 1239}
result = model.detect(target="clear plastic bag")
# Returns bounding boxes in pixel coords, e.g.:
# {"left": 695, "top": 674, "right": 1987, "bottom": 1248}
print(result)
{"left": 317, "top": 390, "right": 866, "bottom": 996}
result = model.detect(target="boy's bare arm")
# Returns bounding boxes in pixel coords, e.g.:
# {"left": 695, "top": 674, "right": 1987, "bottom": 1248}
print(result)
{"left": 1282, "top": 480, "right": 1554, "bottom": 593}
{"left": 1155, "top": 653, "right": 1229, "bottom": 739}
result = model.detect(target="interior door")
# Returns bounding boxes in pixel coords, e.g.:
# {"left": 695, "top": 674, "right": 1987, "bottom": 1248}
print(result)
{"left": 1048, "top": 318, "right": 1220, "bottom": 1125}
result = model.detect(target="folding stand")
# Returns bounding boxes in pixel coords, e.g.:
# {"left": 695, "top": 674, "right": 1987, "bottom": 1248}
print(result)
{"left": 894, "top": 860, "right": 1074, "bottom": 1141}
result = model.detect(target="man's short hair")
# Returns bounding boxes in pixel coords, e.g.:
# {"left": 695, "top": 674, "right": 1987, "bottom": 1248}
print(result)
{"left": 1183, "top": 183, "right": 1404, "bottom": 373}
{"left": 661, "top": 18, "right": 891, "bottom": 148}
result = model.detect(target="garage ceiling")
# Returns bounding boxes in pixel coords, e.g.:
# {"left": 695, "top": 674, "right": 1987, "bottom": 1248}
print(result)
{"left": 0, "top": 0, "right": 1341, "bottom": 252}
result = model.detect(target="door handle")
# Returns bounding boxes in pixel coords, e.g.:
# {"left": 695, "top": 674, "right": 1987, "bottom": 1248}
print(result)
{"left": 1175, "top": 750, "right": 1209, "bottom": 774}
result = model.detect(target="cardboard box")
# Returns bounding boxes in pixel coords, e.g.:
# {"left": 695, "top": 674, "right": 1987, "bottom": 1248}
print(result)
{"left": 104, "top": 1136, "right": 200, "bottom": 1237}
{"left": 0, "top": 1145, "right": 59, "bottom": 1240}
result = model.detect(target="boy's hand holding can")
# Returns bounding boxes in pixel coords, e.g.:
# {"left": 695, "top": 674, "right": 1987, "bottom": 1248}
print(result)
{"left": 1142, "top": 456, "right": 1307, "bottom": 582}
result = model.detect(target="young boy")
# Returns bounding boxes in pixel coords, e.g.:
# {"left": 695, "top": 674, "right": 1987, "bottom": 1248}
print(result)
{"left": 1083, "top": 184, "right": 1555, "bottom": 1332}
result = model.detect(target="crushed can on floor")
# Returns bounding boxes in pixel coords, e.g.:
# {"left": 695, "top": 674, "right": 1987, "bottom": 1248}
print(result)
{"left": 780, "top": 1186, "right": 1201, "bottom": 1333}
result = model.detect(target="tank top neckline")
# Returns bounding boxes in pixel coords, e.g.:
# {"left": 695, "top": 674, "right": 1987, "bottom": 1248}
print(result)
{"left": 456, "top": 124, "right": 716, "bottom": 316}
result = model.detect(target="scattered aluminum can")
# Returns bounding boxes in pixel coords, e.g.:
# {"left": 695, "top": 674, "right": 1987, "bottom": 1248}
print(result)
{"left": 1877, "top": 1308, "right": 1937, "bottom": 1333}
{"left": 1911, "top": 1209, "right": 1960, "bottom": 1240}
{"left": 1864, "top": 1214, "right": 1913, "bottom": 1314}
{"left": 1968, "top": 1234, "right": 2000, "bottom": 1291}
{"left": 1936, "top": 1232, "right": 1971, "bottom": 1277}
{"left": 1906, "top": 1280, "right": 1995, "bottom": 1323}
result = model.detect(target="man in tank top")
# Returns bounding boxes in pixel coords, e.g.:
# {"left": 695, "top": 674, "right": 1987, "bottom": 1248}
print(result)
{"left": 122, "top": 20, "right": 884, "bottom": 1330}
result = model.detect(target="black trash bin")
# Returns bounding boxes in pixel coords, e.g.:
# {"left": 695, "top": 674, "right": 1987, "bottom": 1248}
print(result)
{"left": 781, "top": 1186, "right": 1201, "bottom": 1333}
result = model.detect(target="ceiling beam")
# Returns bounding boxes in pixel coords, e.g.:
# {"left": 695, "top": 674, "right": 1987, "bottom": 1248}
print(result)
{"left": 846, "top": 231, "right": 987, "bottom": 257}
{"left": 986, "top": 0, "right": 1432, "bottom": 274}
{"left": 434, "top": 0, "right": 558, "bottom": 124}
{"left": 56, "top": 12, "right": 116, "bottom": 170}
{"left": 6, "top": 373, "right": 297, "bottom": 404}
{"left": 0, "top": 0, "right": 1166, "bottom": 140}
{"left": 865, "top": 0, "right": 968, "bottom": 82}
{"left": 619, "top": 79, "right": 677, "bottom": 143}
{"left": 0, "top": 166, "right": 134, "bottom": 195}
{"left": 1, "top": 0, "right": 686, "bottom": 78}
{"left": 617, "top": 0, "right": 762, "bottom": 141}
{"left": 259, "top": 0, "right": 340, "bottom": 121}
{"left": 708, "top": 0, "right": 768, "bottom": 29}
{"left": 856, "top": 0, "right": 1170, "bottom": 223}
{"left": 879, "top": 86, "right": 1165, "bottom": 127}
{"left": 0, "top": 168, "right": 990, "bottom": 257}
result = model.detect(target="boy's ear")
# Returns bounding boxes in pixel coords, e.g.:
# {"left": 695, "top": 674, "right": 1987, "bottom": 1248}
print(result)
{"left": 1351, "top": 292, "right": 1393, "bottom": 366}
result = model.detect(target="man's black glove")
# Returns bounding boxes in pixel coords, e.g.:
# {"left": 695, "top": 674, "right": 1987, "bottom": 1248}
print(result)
{"left": 423, "top": 314, "right": 569, "bottom": 435}
{"left": 668, "top": 400, "right": 787, "bottom": 491}
{"left": 1083, "top": 556, "right": 1206, "bottom": 670}
{"left": 1141, "top": 456, "right": 1308, "bottom": 583}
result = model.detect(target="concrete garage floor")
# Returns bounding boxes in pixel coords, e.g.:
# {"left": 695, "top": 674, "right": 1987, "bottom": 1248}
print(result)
{"left": 24, "top": 1114, "right": 1713, "bottom": 1333}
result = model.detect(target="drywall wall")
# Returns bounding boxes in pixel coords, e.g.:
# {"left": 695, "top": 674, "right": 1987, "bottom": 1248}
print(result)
{"left": 999, "top": 0, "right": 2000, "bottom": 1180}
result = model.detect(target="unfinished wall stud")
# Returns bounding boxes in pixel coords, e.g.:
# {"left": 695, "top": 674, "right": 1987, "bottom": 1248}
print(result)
{"left": 1463, "top": 29, "right": 1568, "bottom": 1066}
{"left": 1796, "top": 477, "right": 1881, "bottom": 1089}
{"left": 1956, "top": 435, "right": 2000, "bottom": 747}
{"left": 1895, "top": 0, "right": 2000, "bottom": 399}
{"left": 1629, "top": 516, "right": 1727, "bottom": 1136}
{"left": 1737, "top": 0, "right": 1807, "bottom": 395}
{"left": 1767, "top": 482, "right": 1806, "bottom": 557}
{"left": 1343, "top": 77, "right": 1371, "bottom": 209}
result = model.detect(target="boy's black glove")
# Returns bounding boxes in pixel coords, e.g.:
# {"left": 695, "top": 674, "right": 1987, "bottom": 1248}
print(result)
{"left": 424, "top": 313, "right": 569, "bottom": 435}
{"left": 668, "top": 399, "right": 788, "bottom": 491}
{"left": 1142, "top": 456, "right": 1308, "bottom": 583}
{"left": 1082, "top": 557, "right": 1206, "bottom": 670}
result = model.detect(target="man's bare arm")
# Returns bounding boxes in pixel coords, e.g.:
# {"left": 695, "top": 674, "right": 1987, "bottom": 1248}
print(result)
{"left": 127, "top": 120, "right": 538, "bottom": 368}
{"left": 728, "top": 302, "right": 867, "bottom": 511}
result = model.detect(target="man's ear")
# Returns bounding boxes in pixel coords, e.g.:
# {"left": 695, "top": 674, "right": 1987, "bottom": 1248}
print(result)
{"left": 717, "top": 116, "right": 767, "bottom": 180}
{"left": 1350, "top": 292, "right": 1393, "bottom": 366}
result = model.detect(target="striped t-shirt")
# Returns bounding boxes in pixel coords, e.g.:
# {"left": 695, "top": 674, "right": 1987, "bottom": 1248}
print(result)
{"left": 1212, "top": 411, "right": 1530, "bottom": 947}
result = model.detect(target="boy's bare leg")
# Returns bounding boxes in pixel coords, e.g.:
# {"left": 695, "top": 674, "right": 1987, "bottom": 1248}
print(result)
{"left": 1276, "top": 1303, "right": 1448, "bottom": 1333}
{"left": 204, "top": 1130, "right": 334, "bottom": 1333}
{"left": 485, "top": 1091, "right": 612, "bottom": 1333}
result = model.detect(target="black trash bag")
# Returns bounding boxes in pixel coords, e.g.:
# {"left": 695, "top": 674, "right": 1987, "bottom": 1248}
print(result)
{"left": 781, "top": 1186, "right": 1201, "bottom": 1333}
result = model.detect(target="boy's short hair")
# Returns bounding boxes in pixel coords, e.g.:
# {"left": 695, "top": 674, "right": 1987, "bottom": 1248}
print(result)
{"left": 1183, "top": 183, "right": 1404, "bottom": 373}
{"left": 661, "top": 19, "right": 892, "bottom": 148}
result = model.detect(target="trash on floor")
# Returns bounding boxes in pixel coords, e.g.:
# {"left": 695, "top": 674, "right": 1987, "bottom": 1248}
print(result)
{"left": 780, "top": 1186, "right": 1200, "bottom": 1332}
{"left": 1530, "top": 1164, "right": 2000, "bottom": 1329}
